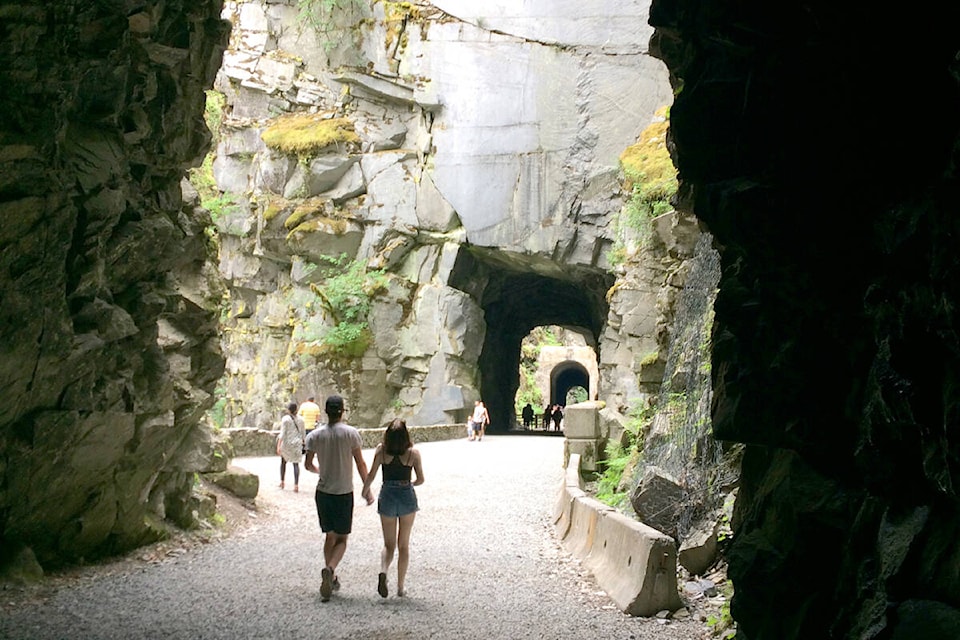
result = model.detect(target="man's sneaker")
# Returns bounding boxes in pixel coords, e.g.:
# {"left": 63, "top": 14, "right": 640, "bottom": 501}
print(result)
{"left": 321, "top": 567, "right": 334, "bottom": 601}
{"left": 332, "top": 576, "right": 341, "bottom": 592}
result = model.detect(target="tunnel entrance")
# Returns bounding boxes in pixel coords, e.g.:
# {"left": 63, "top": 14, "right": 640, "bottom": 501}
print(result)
{"left": 552, "top": 361, "right": 590, "bottom": 406}
{"left": 448, "top": 246, "right": 614, "bottom": 432}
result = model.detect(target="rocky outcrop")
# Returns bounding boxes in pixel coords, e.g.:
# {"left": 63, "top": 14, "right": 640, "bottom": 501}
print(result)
{"left": 208, "top": 0, "right": 673, "bottom": 430}
{"left": 650, "top": 1, "right": 960, "bottom": 638}
{"left": 0, "top": 1, "right": 229, "bottom": 567}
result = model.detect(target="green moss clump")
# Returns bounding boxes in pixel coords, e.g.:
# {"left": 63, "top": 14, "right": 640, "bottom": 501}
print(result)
{"left": 620, "top": 106, "right": 674, "bottom": 191}
{"left": 261, "top": 114, "right": 359, "bottom": 158}
{"left": 606, "top": 105, "right": 679, "bottom": 267}
{"left": 263, "top": 197, "right": 292, "bottom": 223}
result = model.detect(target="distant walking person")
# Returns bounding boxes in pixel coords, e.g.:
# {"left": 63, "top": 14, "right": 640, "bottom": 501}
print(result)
{"left": 304, "top": 395, "right": 374, "bottom": 602}
{"left": 521, "top": 403, "right": 534, "bottom": 429}
{"left": 470, "top": 400, "right": 490, "bottom": 441}
{"left": 543, "top": 404, "right": 552, "bottom": 430}
{"left": 298, "top": 396, "right": 322, "bottom": 437}
{"left": 277, "top": 403, "right": 305, "bottom": 492}
{"left": 362, "top": 419, "right": 424, "bottom": 598}
{"left": 552, "top": 405, "right": 564, "bottom": 431}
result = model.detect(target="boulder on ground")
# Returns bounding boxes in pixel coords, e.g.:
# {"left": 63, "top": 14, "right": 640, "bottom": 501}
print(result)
{"left": 206, "top": 465, "right": 260, "bottom": 500}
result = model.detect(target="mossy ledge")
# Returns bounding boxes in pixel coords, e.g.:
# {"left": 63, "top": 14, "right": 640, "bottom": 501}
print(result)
{"left": 261, "top": 114, "right": 360, "bottom": 157}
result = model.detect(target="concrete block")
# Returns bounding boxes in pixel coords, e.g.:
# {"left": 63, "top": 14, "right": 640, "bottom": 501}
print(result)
{"left": 584, "top": 510, "right": 682, "bottom": 617}
{"left": 554, "top": 453, "right": 584, "bottom": 532}
{"left": 562, "top": 495, "right": 613, "bottom": 560}
{"left": 566, "top": 438, "right": 599, "bottom": 472}
{"left": 564, "top": 402, "right": 601, "bottom": 439}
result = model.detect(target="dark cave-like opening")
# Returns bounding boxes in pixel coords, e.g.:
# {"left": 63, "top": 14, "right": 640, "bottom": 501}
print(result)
{"left": 551, "top": 361, "right": 590, "bottom": 406}
{"left": 448, "top": 246, "right": 613, "bottom": 432}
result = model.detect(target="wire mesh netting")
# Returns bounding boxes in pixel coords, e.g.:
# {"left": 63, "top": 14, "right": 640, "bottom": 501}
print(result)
{"left": 631, "top": 232, "right": 737, "bottom": 542}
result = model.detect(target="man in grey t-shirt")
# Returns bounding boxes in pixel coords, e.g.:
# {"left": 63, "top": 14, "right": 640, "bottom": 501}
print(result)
{"left": 304, "top": 395, "right": 373, "bottom": 602}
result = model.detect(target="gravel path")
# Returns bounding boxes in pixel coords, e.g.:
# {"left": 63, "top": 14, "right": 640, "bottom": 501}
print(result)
{"left": 0, "top": 435, "right": 705, "bottom": 640}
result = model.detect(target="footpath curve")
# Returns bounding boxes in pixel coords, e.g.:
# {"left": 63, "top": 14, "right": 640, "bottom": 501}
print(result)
{"left": 0, "top": 436, "right": 702, "bottom": 640}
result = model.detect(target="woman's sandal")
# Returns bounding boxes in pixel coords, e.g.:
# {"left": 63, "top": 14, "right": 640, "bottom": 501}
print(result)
{"left": 377, "top": 572, "right": 388, "bottom": 598}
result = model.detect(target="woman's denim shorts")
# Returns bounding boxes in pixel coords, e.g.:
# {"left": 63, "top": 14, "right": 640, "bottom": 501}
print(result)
{"left": 377, "top": 481, "right": 419, "bottom": 517}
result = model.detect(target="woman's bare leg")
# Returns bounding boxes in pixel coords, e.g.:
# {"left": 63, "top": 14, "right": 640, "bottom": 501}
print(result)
{"left": 396, "top": 512, "right": 417, "bottom": 595}
{"left": 380, "top": 515, "right": 398, "bottom": 572}
{"left": 379, "top": 515, "right": 397, "bottom": 597}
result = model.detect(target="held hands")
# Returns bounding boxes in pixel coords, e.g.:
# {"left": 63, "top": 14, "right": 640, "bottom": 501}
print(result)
{"left": 361, "top": 486, "right": 374, "bottom": 505}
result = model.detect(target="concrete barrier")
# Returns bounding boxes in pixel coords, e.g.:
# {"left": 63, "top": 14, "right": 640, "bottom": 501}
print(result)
{"left": 553, "top": 454, "right": 585, "bottom": 534}
{"left": 565, "top": 495, "right": 613, "bottom": 559}
{"left": 555, "top": 453, "right": 681, "bottom": 617}
{"left": 584, "top": 510, "right": 682, "bottom": 616}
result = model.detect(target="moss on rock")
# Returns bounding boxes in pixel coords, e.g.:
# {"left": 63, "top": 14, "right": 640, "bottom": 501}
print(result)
{"left": 261, "top": 114, "right": 359, "bottom": 158}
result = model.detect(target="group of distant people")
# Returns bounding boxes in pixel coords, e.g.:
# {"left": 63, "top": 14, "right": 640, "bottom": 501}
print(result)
{"left": 520, "top": 402, "right": 564, "bottom": 430}
{"left": 275, "top": 394, "right": 424, "bottom": 602}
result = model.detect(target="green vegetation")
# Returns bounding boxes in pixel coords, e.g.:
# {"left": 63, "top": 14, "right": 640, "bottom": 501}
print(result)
{"left": 608, "top": 105, "right": 678, "bottom": 266}
{"left": 189, "top": 90, "right": 227, "bottom": 204}
{"left": 301, "top": 255, "right": 388, "bottom": 359}
{"left": 262, "top": 114, "right": 359, "bottom": 159}
{"left": 514, "top": 327, "right": 564, "bottom": 414}
{"left": 565, "top": 386, "right": 588, "bottom": 405}
{"left": 206, "top": 386, "right": 228, "bottom": 430}
{"left": 595, "top": 400, "right": 652, "bottom": 509}
{"left": 706, "top": 582, "right": 736, "bottom": 638}
{"left": 202, "top": 193, "right": 241, "bottom": 224}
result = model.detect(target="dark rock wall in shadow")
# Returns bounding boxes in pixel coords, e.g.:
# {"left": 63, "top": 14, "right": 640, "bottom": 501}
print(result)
{"left": 650, "top": 1, "right": 960, "bottom": 637}
{"left": 0, "top": 1, "right": 229, "bottom": 568}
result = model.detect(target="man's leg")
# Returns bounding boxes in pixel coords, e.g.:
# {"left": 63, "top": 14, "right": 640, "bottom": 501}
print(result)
{"left": 324, "top": 532, "right": 350, "bottom": 572}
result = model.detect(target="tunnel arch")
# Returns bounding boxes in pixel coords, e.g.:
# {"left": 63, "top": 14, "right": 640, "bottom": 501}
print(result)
{"left": 448, "top": 246, "right": 613, "bottom": 432}
{"left": 551, "top": 360, "right": 589, "bottom": 407}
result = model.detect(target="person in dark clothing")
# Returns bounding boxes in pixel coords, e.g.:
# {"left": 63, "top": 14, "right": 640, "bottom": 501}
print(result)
{"left": 552, "top": 405, "right": 564, "bottom": 431}
{"left": 521, "top": 403, "right": 534, "bottom": 429}
{"left": 361, "top": 419, "right": 424, "bottom": 598}
{"left": 543, "top": 404, "right": 553, "bottom": 430}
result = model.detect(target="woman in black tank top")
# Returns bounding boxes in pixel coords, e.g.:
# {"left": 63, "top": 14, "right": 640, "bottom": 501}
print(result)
{"left": 362, "top": 419, "right": 424, "bottom": 598}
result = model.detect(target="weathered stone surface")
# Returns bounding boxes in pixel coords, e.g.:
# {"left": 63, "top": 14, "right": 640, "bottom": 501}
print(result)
{"left": 631, "top": 466, "right": 683, "bottom": 538}
{"left": 650, "top": 2, "right": 960, "bottom": 636}
{"left": 678, "top": 519, "right": 718, "bottom": 576}
{"left": 0, "top": 0, "right": 230, "bottom": 568}
{"left": 207, "top": 465, "right": 259, "bottom": 500}
{"left": 206, "top": 0, "right": 670, "bottom": 435}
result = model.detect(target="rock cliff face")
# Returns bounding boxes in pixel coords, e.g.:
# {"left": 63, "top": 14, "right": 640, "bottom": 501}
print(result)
{"left": 0, "top": 1, "right": 229, "bottom": 566}
{"left": 651, "top": 1, "right": 960, "bottom": 638}
{"left": 208, "top": 0, "right": 676, "bottom": 430}
{"left": 0, "top": 0, "right": 684, "bottom": 569}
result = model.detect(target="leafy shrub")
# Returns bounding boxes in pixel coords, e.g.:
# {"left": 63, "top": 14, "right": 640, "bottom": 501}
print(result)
{"left": 595, "top": 400, "right": 650, "bottom": 509}
{"left": 304, "top": 255, "right": 388, "bottom": 359}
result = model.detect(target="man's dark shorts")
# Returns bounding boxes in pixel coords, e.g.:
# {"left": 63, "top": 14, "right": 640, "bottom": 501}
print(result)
{"left": 315, "top": 490, "right": 354, "bottom": 534}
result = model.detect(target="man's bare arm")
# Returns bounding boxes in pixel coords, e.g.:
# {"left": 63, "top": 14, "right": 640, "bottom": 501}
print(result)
{"left": 305, "top": 451, "right": 318, "bottom": 474}
{"left": 353, "top": 447, "right": 374, "bottom": 504}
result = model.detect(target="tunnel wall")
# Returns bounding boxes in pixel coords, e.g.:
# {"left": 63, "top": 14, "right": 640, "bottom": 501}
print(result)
{"left": 650, "top": 1, "right": 960, "bottom": 638}
{"left": 0, "top": 1, "right": 229, "bottom": 568}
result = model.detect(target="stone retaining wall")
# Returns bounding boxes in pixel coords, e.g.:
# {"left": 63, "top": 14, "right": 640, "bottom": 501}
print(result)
{"left": 555, "top": 453, "right": 682, "bottom": 616}
{"left": 225, "top": 424, "right": 465, "bottom": 458}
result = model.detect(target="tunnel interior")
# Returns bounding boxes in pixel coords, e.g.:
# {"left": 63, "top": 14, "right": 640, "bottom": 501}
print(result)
{"left": 550, "top": 361, "right": 590, "bottom": 407}
{"left": 448, "top": 246, "right": 613, "bottom": 432}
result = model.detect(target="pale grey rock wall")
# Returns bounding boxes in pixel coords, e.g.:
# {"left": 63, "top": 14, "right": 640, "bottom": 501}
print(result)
{"left": 209, "top": 0, "right": 674, "bottom": 430}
